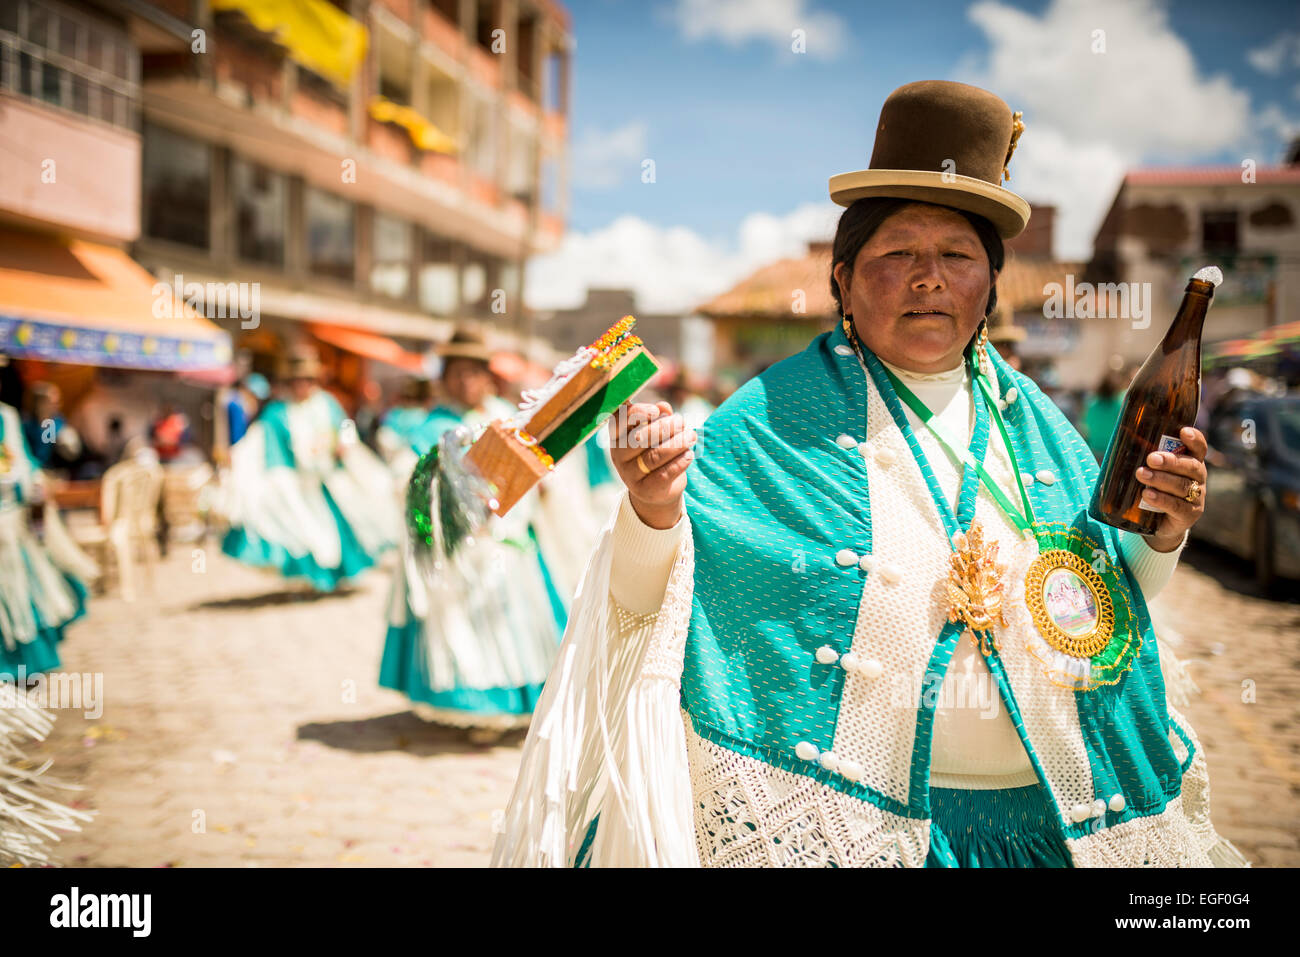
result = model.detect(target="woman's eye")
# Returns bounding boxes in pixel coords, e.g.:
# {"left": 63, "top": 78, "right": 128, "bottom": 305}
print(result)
{"left": 944, "top": 251, "right": 971, "bottom": 259}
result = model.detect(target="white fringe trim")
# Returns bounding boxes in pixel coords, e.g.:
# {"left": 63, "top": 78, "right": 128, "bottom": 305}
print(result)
{"left": 491, "top": 500, "right": 699, "bottom": 867}
{"left": 0, "top": 688, "right": 94, "bottom": 867}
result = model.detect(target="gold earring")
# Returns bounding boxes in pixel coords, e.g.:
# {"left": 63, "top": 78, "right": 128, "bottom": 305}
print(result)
{"left": 975, "top": 321, "right": 993, "bottom": 379}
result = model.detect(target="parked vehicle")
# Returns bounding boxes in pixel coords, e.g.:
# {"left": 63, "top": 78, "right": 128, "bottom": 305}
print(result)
{"left": 1193, "top": 395, "right": 1300, "bottom": 594}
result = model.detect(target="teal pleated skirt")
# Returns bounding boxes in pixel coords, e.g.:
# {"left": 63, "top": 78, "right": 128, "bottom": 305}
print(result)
{"left": 221, "top": 484, "right": 381, "bottom": 592}
{"left": 0, "top": 573, "right": 88, "bottom": 681}
{"left": 925, "top": 784, "right": 1073, "bottom": 868}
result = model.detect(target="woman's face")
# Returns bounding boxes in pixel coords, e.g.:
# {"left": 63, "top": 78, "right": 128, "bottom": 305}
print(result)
{"left": 833, "top": 203, "right": 997, "bottom": 374}
{"left": 442, "top": 358, "right": 495, "bottom": 409}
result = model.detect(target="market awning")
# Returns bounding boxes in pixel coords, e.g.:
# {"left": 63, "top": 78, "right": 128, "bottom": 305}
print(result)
{"left": 0, "top": 227, "right": 232, "bottom": 371}
{"left": 308, "top": 322, "right": 428, "bottom": 373}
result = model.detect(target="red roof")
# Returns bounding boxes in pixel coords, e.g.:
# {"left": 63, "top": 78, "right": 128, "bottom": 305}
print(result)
{"left": 1124, "top": 166, "right": 1300, "bottom": 186}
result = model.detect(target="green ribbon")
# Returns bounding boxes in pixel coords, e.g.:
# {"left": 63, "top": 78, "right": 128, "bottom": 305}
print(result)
{"left": 879, "top": 356, "right": 1037, "bottom": 538}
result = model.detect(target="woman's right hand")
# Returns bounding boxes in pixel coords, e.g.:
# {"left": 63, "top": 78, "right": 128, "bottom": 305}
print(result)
{"left": 608, "top": 400, "right": 697, "bottom": 529}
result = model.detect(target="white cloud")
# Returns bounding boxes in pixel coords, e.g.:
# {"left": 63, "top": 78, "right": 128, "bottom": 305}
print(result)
{"left": 1257, "top": 103, "right": 1300, "bottom": 142}
{"left": 525, "top": 202, "right": 839, "bottom": 314}
{"left": 571, "top": 121, "right": 649, "bottom": 190}
{"left": 1247, "top": 32, "right": 1300, "bottom": 75}
{"left": 1000, "top": 127, "right": 1128, "bottom": 261}
{"left": 960, "top": 0, "right": 1260, "bottom": 259}
{"left": 665, "top": 0, "right": 847, "bottom": 60}
{"left": 966, "top": 0, "right": 1250, "bottom": 155}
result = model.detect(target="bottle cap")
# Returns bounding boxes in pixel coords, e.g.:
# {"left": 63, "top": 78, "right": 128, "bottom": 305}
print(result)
{"left": 1192, "top": 266, "right": 1223, "bottom": 287}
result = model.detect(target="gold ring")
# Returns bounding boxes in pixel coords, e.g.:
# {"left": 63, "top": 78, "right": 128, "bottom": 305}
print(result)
{"left": 636, "top": 452, "right": 651, "bottom": 476}
{"left": 1184, "top": 479, "right": 1202, "bottom": 504}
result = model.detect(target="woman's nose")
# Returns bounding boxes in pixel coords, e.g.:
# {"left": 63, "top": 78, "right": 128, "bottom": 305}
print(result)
{"left": 909, "top": 253, "right": 945, "bottom": 290}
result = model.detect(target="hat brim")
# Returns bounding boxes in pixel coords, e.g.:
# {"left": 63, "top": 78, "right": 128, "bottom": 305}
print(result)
{"left": 280, "top": 361, "right": 322, "bottom": 379}
{"left": 437, "top": 345, "right": 494, "bottom": 364}
{"left": 829, "top": 169, "right": 1030, "bottom": 239}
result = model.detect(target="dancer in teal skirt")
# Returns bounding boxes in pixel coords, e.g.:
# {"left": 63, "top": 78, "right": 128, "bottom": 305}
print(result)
{"left": 379, "top": 327, "right": 568, "bottom": 739}
{"left": 0, "top": 400, "right": 88, "bottom": 681}
{"left": 220, "top": 346, "right": 397, "bottom": 592}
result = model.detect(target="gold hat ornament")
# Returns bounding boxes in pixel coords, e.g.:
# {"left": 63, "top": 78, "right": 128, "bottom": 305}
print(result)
{"left": 829, "top": 80, "right": 1030, "bottom": 238}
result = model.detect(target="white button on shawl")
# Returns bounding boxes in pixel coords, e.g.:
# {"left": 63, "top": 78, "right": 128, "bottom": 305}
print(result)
{"left": 1035, "top": 469, "right": 1057, "bottom": 485}
{"left": 835, "top": 434, "right": 856, "bottom": 449}
{"left": 834, "top": 344, "right": 854, "bottom": 357}
{"left": 839, "top": 760, "right": 864, "bottom": 782}
{"left": 874, "top": 447, "right": 897, "bottom": 468}
{"left": 835, "top": 549, "right": 858, "bottom": 567}
{"left": 1108, "top": 794, "right": 1126, "bottom": 813}
{"left": 815, "top": 646, "right": 839, "bottom": 665}
{"left": 859, "top": 658, "right": 883, "bottom": 680}
{"left": 795, "top": 741, "right": 819, "bottom": 761}
{"left": 857, "top": 554, "right": 874, "bottom": 571}
{"left": 1005, "top": 387, "right": 1018, "bottom": 404}
{"left": 1070, "top": 803, "right": 1091, "bottom": 823}
{"left": 878, "top": 563, "right": 902, "bottom": 584}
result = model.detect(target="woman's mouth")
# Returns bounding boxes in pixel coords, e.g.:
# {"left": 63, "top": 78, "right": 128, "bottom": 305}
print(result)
{"left": 902, "top": 309, "right": 951, "bottom": 319}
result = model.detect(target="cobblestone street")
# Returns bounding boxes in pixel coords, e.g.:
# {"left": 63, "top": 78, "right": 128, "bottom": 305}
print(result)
{"left": 28, "top": 538, "right": 1300, "bottom": 868}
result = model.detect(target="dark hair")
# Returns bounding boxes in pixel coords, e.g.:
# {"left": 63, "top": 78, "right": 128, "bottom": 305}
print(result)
{"left": 829, "top": 197, "right": 1005, "bottom": 327}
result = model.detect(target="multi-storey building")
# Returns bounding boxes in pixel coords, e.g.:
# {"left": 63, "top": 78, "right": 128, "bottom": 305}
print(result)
{"left": 1071, "top": 158, "right": 1300, "bottom": 391}
{"left": 132, "top": 0, "right": 572, "bottom": 400}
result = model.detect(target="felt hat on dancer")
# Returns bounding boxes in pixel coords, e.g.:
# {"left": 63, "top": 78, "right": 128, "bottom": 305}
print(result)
{"left": 436, "top": 325, "right": 494, "bottom": 366}
{"left": 829, "top": 80, "right": 1030, "bottom": 238}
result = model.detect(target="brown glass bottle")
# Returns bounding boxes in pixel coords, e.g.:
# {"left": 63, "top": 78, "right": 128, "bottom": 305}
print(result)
{"left": 1088, "top": 272, "right": 1217, "bottom": 534}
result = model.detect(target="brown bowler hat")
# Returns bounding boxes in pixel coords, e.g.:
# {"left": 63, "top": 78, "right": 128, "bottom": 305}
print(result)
{"left": 829, "top": 80, "right": 1031, "bottom": 238}
{"left": 437, "top": 324, "right": 494, "bottom": 364}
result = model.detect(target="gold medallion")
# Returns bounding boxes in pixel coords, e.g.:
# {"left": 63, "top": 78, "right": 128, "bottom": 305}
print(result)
{"left": 945, "top": 521, "right": 1008, "bottom": 657}
{"left": 1024, "top": 549, "right": 1115, "bottom": 659}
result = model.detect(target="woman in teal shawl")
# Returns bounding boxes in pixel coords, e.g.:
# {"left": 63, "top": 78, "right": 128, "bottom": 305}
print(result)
{"left": 494, "top": 81, "right": 1243, "bottom": 868}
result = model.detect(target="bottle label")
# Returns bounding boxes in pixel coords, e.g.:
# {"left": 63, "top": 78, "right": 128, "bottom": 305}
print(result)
{"left": 1137, "top": 434, "right": 1188, "bottom": 511}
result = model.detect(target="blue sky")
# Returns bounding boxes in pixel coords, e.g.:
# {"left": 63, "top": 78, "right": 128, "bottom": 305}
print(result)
{"left": 526, "top": 0, "right": 1300, "bottom": 313}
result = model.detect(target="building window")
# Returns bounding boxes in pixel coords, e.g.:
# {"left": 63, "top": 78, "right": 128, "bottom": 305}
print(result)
{"left": 142, "top": 122, "right": 211, "bottom": 250}
{"left": 540, "top": 155, "right": 560, "bottom": 212}
{"left": 474, "top": 0, "right": 496, "bottom": 53}
{"left": 372, "top": 212, "right": 412, "bottom": 300}
{"left": 462, "top": 261, "right": 487, "bottom": 310}
{"left": 466, "top": 93, "right": 497, "bottom": 179}
{"left": 516, "top": 13, "right": 537, "bottom": 100}
{"left": 419, "top": 233, "right": 458, "bottom": 316}
{"left": 544, "top": 49, "right": 564, "bottom": 113}
{"left": 0, "top": 0, "right": 136, "bottom": 129}
{"left": 500, "top": 262, "right": 520, "bottom": 313}
{"left": 1201, "top": 209, "right": 1239, "bottom": 253}
{"left": 305, "top": 187, "right": 355, "bottom": 281}
{"left": 507, "top": 123, "right": 536, "bottom": 202}
{"left": 232, "top": 158, "right": 287, "bottom": 266}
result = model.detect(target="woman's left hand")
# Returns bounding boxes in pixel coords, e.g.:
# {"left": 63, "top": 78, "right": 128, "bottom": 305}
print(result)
{"left": 1134, "top": 426, "right": 1208, "bottom": 553}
